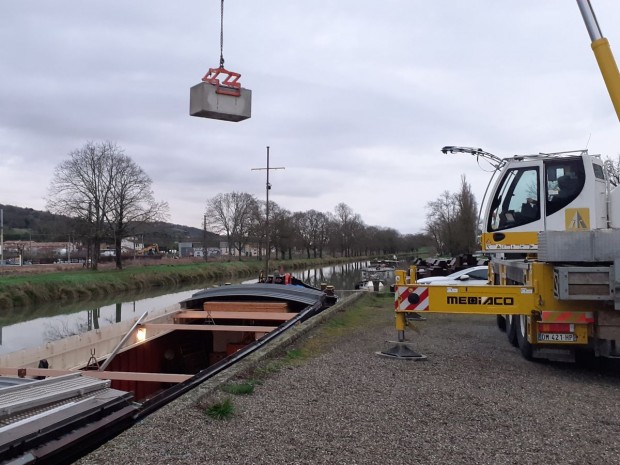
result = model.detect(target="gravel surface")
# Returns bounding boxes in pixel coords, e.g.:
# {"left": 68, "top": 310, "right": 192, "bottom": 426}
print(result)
{"left": 78, "top": 296, "right": 620, "bottom": 465}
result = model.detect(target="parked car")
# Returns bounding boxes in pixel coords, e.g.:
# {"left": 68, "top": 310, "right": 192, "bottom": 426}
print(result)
{"left": 415, "top": 265, "right": 489, "bottom": 285}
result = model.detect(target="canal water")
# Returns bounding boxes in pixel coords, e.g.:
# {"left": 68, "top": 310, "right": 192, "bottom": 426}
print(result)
{"left": 0, "top": 261, "right": 373, "bottom": 355}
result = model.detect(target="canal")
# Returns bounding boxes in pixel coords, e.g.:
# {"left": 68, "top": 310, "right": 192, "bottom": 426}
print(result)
{"left": 0, "top": 261, "right": 373, "bottom": 355}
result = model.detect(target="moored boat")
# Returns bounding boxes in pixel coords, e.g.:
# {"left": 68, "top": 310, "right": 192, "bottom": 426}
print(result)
{"left": 355, "top": 260, "right": 397, "bottom": 292}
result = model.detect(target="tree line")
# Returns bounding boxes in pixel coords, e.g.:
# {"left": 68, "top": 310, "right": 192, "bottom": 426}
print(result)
{"left": 203, "top": 175, "right": 479, "bottom": 262}
{"left": 42, "top": 141, "right": 492, "bottom": 270}
{"left": 204, "top": 193, "right": 432, "bottom": 260}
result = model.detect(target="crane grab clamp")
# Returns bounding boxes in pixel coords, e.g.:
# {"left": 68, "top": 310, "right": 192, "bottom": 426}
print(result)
{"left": 202, "top": 67, "right": 242, "bottom": 96}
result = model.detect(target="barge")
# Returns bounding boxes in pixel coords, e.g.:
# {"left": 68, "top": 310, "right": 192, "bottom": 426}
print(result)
{"left": 0, "top": 281, "right": 336, "bottom": 464}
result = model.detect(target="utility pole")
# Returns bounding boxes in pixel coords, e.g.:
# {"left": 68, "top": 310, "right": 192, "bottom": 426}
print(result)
{"left": 252, "top": 146, "right": 285, "bottom": 279}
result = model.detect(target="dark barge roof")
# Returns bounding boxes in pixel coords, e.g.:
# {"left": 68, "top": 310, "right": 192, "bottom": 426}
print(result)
{"left": 181, "top": 283, "right": 326, "bottom": 307}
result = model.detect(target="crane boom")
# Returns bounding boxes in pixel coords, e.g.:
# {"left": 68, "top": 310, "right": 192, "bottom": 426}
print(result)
{"left": 577, "top": 0, "right": 620, "bottom": 121}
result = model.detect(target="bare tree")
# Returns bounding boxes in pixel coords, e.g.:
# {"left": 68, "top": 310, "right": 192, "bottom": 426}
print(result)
{"left": 47, "top": 141, "right": 168, "bottom": 270}
{"left": 425, "top": 176, "right": 478, "bottom": 256}
{"left": 374, "top": 227, "right": 400, "bottom": 255}
{"left": 205, "top": 193, "right": 234, "bottom": 256}
{"left": 248, "top": 200, "right": 267, "bottom": 260}
{"left": 292, "top": 210, "right": 321, "bottom": 258}
{"left": 333, "top": 203, "right": 363, "bottom": 257}
{"left": 269, "top": 205, "right": 294, "bottom": 260}
{"left": 454, "top": 175, "right": 478, "bottom": 254}
{"left": 604, "top": 155, "right": 620, "bottom": 187}
{"left": 426, "top": 190, "right": 458, "bottom": 256}
{"left": 249, "top": 200, "right": 290, "bottom": 261}
{"left": 47, "top": 141, "right": 117, "bottom": 270}
{"left": 205, "top": 192, "right": 258, "bottom": 260}
{"left": 314, "top": 210, "right": 331, "bottom": 258}
{"left": 106, "top": 152, "right": 169, "bottom": 269}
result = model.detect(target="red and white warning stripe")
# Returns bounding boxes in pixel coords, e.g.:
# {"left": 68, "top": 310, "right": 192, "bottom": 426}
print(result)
{"left": 395, "top": 286, "right": 429, "bottom": 311}
{"left": 541, "top": 311, "right": 594, "bottom": 324}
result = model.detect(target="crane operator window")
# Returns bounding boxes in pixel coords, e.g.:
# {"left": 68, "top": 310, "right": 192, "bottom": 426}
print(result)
{"left": 488, "top": 167, "right": 540, "bottom": 231}
{"left": 545, "top": 159, "right": 585, "bottom": 215}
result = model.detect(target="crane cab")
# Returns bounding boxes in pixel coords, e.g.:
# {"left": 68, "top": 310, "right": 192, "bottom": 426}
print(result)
{"left": 481, "top": 150, "right": 608, "bottom": 252}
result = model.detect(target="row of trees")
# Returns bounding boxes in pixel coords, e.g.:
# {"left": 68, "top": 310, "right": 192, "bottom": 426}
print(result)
{"left": 44, "top": 141, "right": 483, "bottom": 270}
{"left": 203, "top": 176, "right": 479, "bottom": 262}
{"left": 47, "top": 141, "right": 169, "bottom": 269}
{"left": 204, "top": 194, "right": 432, "bottom": 260}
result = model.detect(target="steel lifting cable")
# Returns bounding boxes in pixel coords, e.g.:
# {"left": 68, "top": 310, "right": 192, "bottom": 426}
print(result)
{"left": 219, "top": 0, "right": 225, "bottom": 68}
{"left": 201, "top": 0, "right": 242, "bottom": 96}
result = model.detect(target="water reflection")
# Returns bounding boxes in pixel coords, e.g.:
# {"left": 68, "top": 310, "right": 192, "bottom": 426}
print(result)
{"left": 0, "top": 287, "right": 209, "bottom": 355}
{"left": 42, "top": 307, "right": 121, "bottom": 343}
{"left": 291, "top": 261, "right": 369, "bottom": 293}
{"left": 1, "top": 261, "right": 371, "bottom": 355}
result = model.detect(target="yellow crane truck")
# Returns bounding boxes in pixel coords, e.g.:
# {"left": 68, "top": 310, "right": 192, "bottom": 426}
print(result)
{"left": 390, "top": 0, "right": 620, "bottom": 362}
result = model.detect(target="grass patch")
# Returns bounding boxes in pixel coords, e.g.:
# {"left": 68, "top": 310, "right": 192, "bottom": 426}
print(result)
{"left": 204, "top": 397, "right": 235, "bottom": 420}
{"left": 250, "top": 347, "right": 309, "bottom": 378}
{"left": 221, "top": 381, "right": 257, "bottom": 395}
{"left": 284, "top": 348, "right": 304, "bottom": 361}
{"left": 252, "top": 360, "right": 285, "bottom": 378}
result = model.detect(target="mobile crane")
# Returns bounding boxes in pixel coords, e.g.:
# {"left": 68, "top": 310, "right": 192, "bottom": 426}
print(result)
{"left": 390, "top": 0, "right": 620, "bottom": 362}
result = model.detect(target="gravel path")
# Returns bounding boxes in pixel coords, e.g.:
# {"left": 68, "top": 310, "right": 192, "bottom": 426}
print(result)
{"left": 78, "top": 296, "right": 620, "bottom": 465}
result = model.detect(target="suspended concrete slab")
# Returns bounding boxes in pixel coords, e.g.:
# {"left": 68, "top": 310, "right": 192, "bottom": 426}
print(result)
{"left": 190, "top": 81, "right": 251, "bottom": 122}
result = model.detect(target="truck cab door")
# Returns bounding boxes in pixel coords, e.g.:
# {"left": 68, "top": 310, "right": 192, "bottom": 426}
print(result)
{"left": 487, "top": 165, "right": 542, "bottom": 233}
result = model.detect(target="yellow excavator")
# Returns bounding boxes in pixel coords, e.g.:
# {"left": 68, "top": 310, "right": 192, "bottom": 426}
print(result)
{"left": 388, "top": 0, "right": 620, "bottom": 362}
{"left": 138, "top": 244, "right": 160, "bottom": 256}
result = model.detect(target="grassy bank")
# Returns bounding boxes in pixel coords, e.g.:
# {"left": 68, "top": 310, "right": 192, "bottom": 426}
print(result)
{"left": 0, "top": 257, "right": 362, "bottom": 312}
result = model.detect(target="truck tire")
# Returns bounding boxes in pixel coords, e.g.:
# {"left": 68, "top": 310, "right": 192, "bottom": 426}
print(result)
{"left": 506, "top": 315, "right": 518, "bottom": 347}
{"left": 496, "top": 315, "right": 506, "bottom": 332}
{"left": 515, "top": 315, "right": 534, "bottom": 360}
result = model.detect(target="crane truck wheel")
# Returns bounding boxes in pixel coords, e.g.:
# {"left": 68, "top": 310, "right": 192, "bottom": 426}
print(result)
{"left": 515, "top": 315, "right": 534, "bottom": 361}
{"left": 496, "top": 315, "right": 506, "bottom": 332}
{"left": 506, "top": 315, "right": 518, "bottom": 347}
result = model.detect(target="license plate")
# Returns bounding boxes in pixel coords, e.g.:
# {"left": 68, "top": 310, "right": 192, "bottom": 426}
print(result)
{"left": 537, "top": 333, "right": 577, "bottom": 342}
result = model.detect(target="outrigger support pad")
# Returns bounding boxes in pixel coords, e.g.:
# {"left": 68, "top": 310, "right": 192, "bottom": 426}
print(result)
{"left": 376, "top": 341, "right": 427, "bottom": 361}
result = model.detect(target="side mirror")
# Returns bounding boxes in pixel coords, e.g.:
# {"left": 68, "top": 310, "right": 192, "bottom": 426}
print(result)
{"left": 458, "top": 274, "right": 470, "bottom": 281}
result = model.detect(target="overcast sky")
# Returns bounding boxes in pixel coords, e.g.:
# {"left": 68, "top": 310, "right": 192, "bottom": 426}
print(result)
{"left": 2, "top": 1, "right": 620, "bottom": 235}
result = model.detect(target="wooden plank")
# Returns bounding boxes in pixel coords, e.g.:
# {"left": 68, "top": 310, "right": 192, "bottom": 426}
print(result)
{"left": 203, "top": 301, "right": 289, "bottom": 313}
{"left": 0, "top": 367, "right": 192, "bottom": 383}
{"left": 176, "top": 310, "right": 294, "bottom": 321}
{"left": 143, "top": 323, "right": 277, "bottom": 333}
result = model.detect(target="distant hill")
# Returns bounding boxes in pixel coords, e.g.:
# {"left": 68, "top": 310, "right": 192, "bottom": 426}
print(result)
{"left": 0, "top": 204, "right": 217, "bottom": 249}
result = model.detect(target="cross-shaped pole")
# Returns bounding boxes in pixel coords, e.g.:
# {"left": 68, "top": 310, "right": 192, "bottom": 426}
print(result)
{"left": 251, "top": 146, "right": 285, "bottom": 280}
